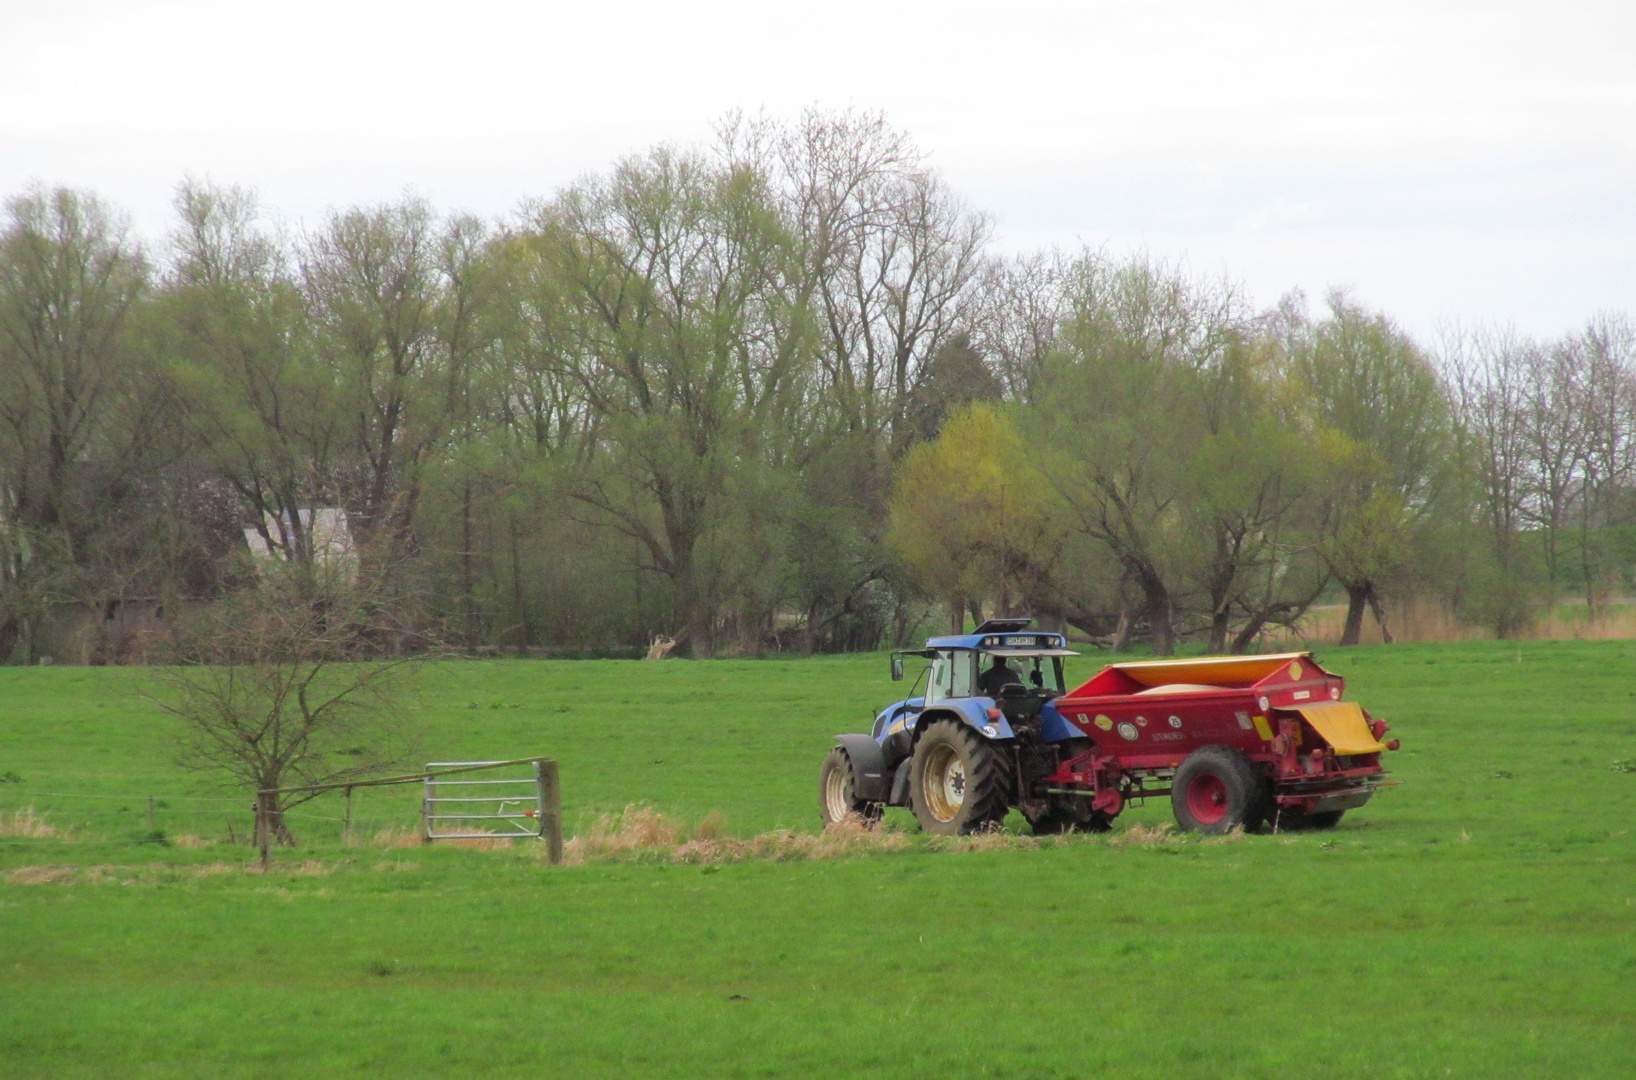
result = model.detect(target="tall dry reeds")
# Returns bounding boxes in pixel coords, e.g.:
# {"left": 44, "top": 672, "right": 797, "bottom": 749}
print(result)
{"left": 1263, "top": 596, "right": 1636, "bottom": 647}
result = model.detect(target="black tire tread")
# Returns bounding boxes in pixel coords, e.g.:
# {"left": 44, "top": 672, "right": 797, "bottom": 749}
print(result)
{"left": 910, "top": 720, "right": 1010, "bottom": 835}
{"left": 818, "top": 746, "right": 882, "bottom": 827}
{"left": 1171, "top": 744, "right": 1269, "bottom": 835}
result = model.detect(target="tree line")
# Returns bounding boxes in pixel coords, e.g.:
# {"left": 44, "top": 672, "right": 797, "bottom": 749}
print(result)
{"left": 2, "top": 110, "right": 1632, "bottom": 661}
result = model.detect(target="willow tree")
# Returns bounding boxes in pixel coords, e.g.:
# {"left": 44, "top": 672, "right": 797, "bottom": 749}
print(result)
{"left": 888, "top": 404, "right": 1059, "bottom": 633}
{"left": 1282, "top": 290, "right": 1451, "bottom": 645}
{"left": 1037, "top": 254, "right": 1248, "bottom": 654}
{"left": 532, "top": 148, "right": 814, "bottom": 656}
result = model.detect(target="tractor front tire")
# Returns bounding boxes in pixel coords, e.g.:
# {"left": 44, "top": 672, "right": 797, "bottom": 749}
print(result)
{"left": 818, "top": 747, "right": 882, "bottom": 828}
{"left": 909, "top": 720, "right": 1009, "bottom": 836}
{"left": 1172, "top": 745, "right": 1267, "bottom": 835}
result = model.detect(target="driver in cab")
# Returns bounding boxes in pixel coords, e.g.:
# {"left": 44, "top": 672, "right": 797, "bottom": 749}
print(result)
{"left": 978, "top": 653, "right": 1024, "bottom": 698}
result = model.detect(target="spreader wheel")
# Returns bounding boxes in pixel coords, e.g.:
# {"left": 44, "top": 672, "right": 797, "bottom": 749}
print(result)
{"left": 818, "top": 747, "right": 883, "bottom": 828}
{"left": 909, "top": 720, "right": 1009, "bottom": 836}
{"left": 1171, "top": 745, "right": 1267, "bottom": 835}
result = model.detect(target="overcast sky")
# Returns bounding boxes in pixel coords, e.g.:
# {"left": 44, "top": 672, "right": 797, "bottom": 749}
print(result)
{"left": 3, "top": 0, "right": 1632, "bottom": 339}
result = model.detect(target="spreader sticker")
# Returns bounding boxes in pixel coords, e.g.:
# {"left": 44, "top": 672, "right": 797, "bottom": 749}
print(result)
{"left": 1117, "top": 722, "right": 1139, "bottom": 741}
{"left": 1094, "top": 714, "right": 1113, "bottom": 730}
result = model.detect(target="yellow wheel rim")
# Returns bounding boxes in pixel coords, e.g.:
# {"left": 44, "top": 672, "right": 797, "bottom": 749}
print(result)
{"left": 823, "top": 762, "right": 852, "bottom": 822}
{"left": 921, "top": 743, "right": 966, "bottom": 822}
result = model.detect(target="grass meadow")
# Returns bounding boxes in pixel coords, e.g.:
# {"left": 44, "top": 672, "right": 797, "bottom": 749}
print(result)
{"left": 3, "top": 641, "right": 1635, "bottom": 1078}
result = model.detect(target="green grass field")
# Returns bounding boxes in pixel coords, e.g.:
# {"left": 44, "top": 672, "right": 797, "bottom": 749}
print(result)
{"left": 3, "top": 641, "right": 1635, "bottom": 1078}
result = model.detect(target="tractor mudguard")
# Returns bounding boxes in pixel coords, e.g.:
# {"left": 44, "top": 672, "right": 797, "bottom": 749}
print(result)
{"left": 889, "top": 758, "right": 912, "bottom": 806}
{"left": 915, "top": 701, "right": 1015, "bottom": 740}
{"left": 834, "top": 734, "right": 891, "bottom": 802}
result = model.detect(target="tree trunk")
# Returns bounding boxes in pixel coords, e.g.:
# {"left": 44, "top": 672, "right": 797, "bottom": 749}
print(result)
{"left": 0, "top": 616, "right": 19, "bottom": 665}
{"left": 1206, "top": 605, "right": 1230, "bottom": 654}
{"left": 1230, "top": 616, "right": 1266, "bottom": 654}
{"left": 509, "top": 515, "right": 531, "bottom": 648}
{"left": 1340, "top": 582, "right": 1369, "bottom": 646}
{"left": 686, "top": 599, "right": 714, "bottom": 659}
{"left": 948, "top": 597, "right": 965, "bottom": 635}
{"left": 461, "top": 477, "right": 477, "bottom": 646}
{"left": 676, "top": 547, "right": 713, "bottom": 658}
{"left": 1365, "top": 585, "right": 1395, "bottom": 644}
{"left": 1127, "top": 561, "right": 1173, "bottom": 655}
{"left": 1145, "top": 593, "right": 1174, "bottom": 655}
{"left": 1111, "top": 605, "right": 1133, "bottom": 653}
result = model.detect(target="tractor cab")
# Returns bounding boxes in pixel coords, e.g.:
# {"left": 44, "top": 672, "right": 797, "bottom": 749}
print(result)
{"left": 886, "top": 618, "right": 1079, "bottom": 731}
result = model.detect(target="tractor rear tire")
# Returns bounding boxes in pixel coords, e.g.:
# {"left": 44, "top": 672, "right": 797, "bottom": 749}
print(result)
{"left": 1172, "top": 745, "right": 1267, "bottom": 835}
{"left": 909, "top": 720, "right": 1009, "bottom": 836}
{"left": 818, "top": 747, "right": 883, "bottom": 828}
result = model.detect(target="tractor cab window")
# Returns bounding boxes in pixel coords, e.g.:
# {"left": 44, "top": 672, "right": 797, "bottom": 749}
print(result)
{"left": 925, "top": 652, "right": 953, "bottom": 704}
{"left": 1037, "top": 656, "right": 1066, "bottom": 694}
{"left": 979, "top": 653, "right": 1066, "bottom": 696}
{"left": 950, "top": 650, "right": 977, "bottom": 698}
{"left": 977, "top": 653, "right": 1024, "bottom": 697}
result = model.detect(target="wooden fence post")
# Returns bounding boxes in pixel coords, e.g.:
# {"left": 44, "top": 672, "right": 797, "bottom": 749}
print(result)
{"left": 536, "top": 759, "right": 563, "bottom": 865}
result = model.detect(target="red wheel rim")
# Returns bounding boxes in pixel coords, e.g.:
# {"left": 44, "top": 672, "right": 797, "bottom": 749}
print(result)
{"left": 1186, "top": 772, "right": 1229, "bottom": 825}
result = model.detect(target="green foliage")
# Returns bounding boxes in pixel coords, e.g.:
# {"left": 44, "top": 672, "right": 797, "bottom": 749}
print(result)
{"left": 3, "top": 118, "right": 1634, "bottom": 662}
{"left": 888, "top": 404, "right": 1057, "bottom": 622}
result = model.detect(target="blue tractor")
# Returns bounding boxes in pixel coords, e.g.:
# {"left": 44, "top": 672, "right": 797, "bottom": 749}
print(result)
{"left": 819, "top": 618, "right": 1105, "bottom": 835}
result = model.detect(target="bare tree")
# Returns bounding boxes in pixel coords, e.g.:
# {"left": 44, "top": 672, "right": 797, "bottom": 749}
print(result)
{"left": 1567, "top": 314, "right": 1636, "bottom": 617}
{"left": 1445, "top": 326, "right": 1536, "bottom": 636}
{"left": 157, "top": 570, "right": 430, "bottom": 844}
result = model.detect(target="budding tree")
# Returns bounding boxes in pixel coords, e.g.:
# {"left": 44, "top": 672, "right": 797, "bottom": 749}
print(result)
{"left": 157, "top": 570, "right": 430, "bottom": 844}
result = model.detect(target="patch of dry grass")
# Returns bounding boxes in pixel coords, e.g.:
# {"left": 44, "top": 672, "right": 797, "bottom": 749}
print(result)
{"left": 428, "top": 827, "right": 514, "bottom": 850}
{"left": 366, "top": 826, "right": 423, "bottom": 849}
{"left": 558, "top": 805, "right": 914, "bottom": 865}
{"left": 4, "top": 865, "right": 77, "bottom": 885}
{"left": 0, "top": 807, "right": 59, "bottom": 839}
{"left": 3, "top": 859, "right": 335, "bottom": 886}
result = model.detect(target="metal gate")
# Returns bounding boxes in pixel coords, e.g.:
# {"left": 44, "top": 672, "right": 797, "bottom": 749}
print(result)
{"left": 422, "top": 759, "right": 560, "bottom": 843}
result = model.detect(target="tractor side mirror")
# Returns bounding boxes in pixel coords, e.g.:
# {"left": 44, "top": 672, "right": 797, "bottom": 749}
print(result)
{"left": 890, "top": 654, "right": 904, "bottom": 681}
